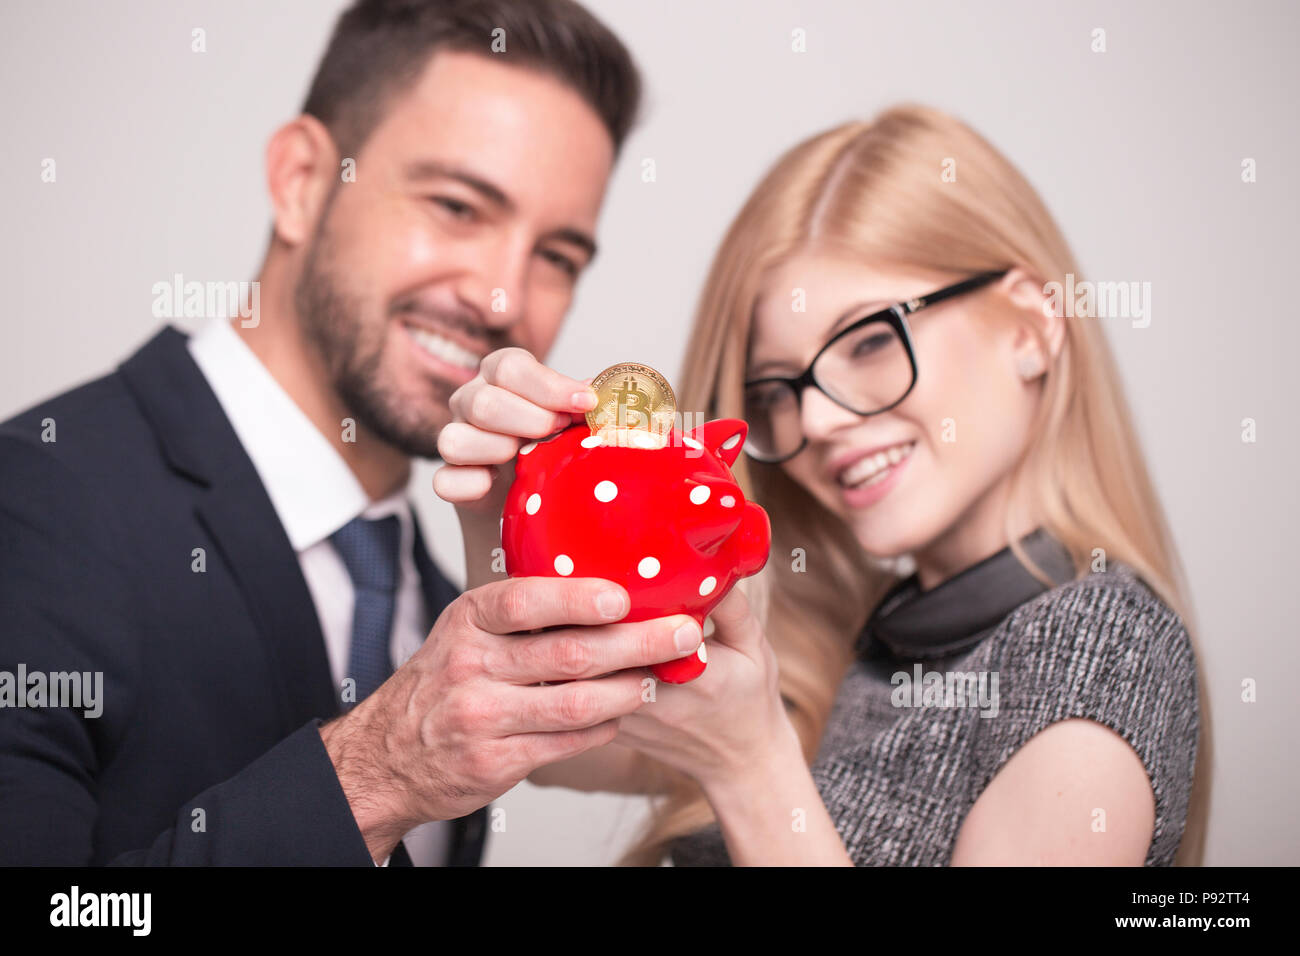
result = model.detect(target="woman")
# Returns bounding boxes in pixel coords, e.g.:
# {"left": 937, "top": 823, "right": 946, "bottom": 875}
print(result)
{"left": 436, "top": 103, "right": 1210, "bottom": 866}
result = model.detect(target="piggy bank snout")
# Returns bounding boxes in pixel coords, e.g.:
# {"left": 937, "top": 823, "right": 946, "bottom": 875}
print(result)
{"left": 734, "top": 500, "right": 771, "bottom": 577}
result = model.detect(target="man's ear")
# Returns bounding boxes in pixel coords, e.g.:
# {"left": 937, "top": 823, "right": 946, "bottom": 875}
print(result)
{"left": 996, "top": 267, "right": 1065, "bottom": 380}
{"left": 264, "top": 114, "right": 339, "bottom": 248}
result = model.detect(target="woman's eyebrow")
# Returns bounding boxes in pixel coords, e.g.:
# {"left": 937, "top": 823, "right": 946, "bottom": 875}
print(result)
{"left": 825, "top": 299, "right": 890, "bottom": 336}
{"left": 748, "top": 299, "right": 889, "bottom": 377}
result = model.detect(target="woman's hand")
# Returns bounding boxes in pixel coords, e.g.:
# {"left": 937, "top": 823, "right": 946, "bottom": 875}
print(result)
{"left": 614, "top": 585, "right": 799, "bottom": 792}
{"left": 433, "top": 347, "right": 596, "bottom": 517}
{"left": 618, "top": 586, "right": 853, "bottom": 865}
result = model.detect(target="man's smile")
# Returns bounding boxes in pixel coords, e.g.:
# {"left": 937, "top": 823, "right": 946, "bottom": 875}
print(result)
{"left": 398, "top": 319, "right": 483, "bottom": 386}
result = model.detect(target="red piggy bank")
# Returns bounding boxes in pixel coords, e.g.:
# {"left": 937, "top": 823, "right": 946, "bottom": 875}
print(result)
{"left": 501, "top": 418, "right": 771, "bottom": 683}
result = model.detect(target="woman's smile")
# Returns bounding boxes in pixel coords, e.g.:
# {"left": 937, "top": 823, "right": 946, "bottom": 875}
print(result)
{"left": 833, "top": 439, "right": 916, "bottom": 509}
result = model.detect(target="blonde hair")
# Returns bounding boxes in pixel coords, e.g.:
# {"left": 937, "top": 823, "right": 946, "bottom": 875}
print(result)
{"left": 619, "top": 103, "right": 1212, "bottom": 867}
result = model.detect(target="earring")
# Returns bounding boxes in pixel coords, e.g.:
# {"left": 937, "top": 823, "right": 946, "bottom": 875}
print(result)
{"left": 1017, "top": 354, "right": 1043, "bottom": 380}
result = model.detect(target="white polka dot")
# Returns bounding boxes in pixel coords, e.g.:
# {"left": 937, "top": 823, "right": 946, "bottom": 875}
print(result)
{"left": 720, "top": 495, "right": 736, "bottom": 508}
{"left": 594, "top": 480, "right": 618, "bottom": 502}
{"left": 637, "top": 556, "right": 660, "bottom": 578}
{"left": 525, "top": 493, "right": 541, "bottom": 515}
{"left": 554, "top": 554, "right": 574, "bottom": 575}
{"left": 683, "top": 436, "right": 703, "bottom": 451}
{"left": 696, "top": 643, "right": 708, "bottom": 663}
{"left": 629, "top": 430, "right": 665, "bottom": 449}
{"left": 580, "top": 435, "right": 602, "bottom": 448}
{"left": 721, "top": 432, "right": 742, "bottom": 450}
{"left": 689, "top": 485, "right": 710, "bottom": 505}
{"left": 698, "top": 576, "right": 717, "bottom": 597}
{"left": 519, "top": 442, "right": 538, "bottom": 455}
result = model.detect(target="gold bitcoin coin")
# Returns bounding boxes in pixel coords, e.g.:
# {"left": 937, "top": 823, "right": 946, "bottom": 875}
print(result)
{"left": 586, "top": 362, "right": 677, "bottom": 441}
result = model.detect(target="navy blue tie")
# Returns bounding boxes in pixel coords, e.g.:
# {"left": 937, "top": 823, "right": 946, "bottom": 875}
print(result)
{"left": 329, "top": 514, "right": 402, "bottom": 705}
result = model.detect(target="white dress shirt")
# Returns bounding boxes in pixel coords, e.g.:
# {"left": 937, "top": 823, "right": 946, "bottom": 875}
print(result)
{"left": 188, "top": 317, "right": 451, "bottom": 866}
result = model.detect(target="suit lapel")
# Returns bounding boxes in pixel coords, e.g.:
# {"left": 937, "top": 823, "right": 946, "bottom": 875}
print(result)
{"left": 122, "top": 326, "right": 488, "bottom": 863}
{"left": 119, "top": 326, "right": 339, "bottom": 730}
{"left": 194, "top": 477, "right": 339, "bottom": 725}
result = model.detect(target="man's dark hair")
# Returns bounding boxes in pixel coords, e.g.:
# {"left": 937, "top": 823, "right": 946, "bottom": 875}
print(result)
{"left": 302, "top": 0, "right": 642, "bottom": 160}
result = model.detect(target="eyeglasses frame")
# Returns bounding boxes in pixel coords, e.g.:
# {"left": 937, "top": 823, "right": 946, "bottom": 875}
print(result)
{"left": 742, "top": 269, "right": 1010, "bottom": 463}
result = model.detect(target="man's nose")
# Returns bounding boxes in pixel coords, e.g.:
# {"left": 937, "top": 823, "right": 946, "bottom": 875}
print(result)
{"left": 458, "top": 236, "right": 531, "bottom": 330}
{"left": 799, "top": 384, "right": 863, "bottom": 444}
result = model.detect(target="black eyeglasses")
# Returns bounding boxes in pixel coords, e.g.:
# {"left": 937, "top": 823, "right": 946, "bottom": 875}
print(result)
{"left": 742, "top": 270, "right": 1009, "bottom": 463}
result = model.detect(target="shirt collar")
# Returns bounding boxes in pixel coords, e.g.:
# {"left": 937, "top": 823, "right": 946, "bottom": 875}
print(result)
{"left": 858, "top": 526, "right": 1077, "bottom": 661}
{"left": 187, "top": 317, "right": 380, "bottom": 551}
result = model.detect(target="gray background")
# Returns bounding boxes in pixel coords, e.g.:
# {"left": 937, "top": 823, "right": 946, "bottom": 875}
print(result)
{"left": 1, "top": 0, "right": 1295, "bottom": 865}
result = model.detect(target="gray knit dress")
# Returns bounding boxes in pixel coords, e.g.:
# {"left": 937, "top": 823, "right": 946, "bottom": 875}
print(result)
{"left": 668, "top": 528, "right": 1200, "bottom": 866}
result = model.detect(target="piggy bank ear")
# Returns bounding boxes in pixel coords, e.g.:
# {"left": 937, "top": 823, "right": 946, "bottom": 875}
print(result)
{"left": 687, "top": 419, "right": 747, "bottom": 468}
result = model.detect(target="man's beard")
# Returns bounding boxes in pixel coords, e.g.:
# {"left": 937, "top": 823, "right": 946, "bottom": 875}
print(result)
{"left": 293, "top": 212, "right": 448, "bottom": 461}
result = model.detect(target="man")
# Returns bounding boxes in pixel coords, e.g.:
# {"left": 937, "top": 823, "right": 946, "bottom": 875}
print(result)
{"left": 0, "top": 0, "right": 701, "bottom": 865}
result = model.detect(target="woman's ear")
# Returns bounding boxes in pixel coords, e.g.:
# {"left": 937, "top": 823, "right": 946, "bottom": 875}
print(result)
{"left": 996, "top": 267, "right": 1065, "bottom": 381}
{"left": 264, "top": 114, "right": 338, "bottom": 248}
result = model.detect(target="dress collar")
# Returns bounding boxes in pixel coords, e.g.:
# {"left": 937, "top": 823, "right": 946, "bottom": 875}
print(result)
{"left": 858, "top": 526, "right": 1077, "bottom": 661}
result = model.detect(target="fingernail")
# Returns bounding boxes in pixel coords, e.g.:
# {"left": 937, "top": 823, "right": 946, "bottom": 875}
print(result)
{"left": 596, "top": 590, "right": 626, "bottom": 620}
{"left": 572, "top": 389, "right": 597, "bottom": 411}
{"left": 673, "top": 619, "right": 702, "bottom": 654}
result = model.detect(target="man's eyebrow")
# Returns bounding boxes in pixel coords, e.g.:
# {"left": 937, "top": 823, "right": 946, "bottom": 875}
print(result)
{"left": 404, "top": 160, "right": 514, "bottom": 209}
{"left": 404, "top": 159, "right": 598, "bottom": 262}
{"left": 747, "top": 299, "right": 890, "bottom": 377}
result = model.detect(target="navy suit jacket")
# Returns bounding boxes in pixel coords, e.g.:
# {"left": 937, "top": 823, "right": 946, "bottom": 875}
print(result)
{"left": 0, "top": 326, "right": 488, "bottom": 865}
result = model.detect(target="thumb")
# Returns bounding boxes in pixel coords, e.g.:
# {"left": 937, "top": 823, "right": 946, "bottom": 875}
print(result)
{"left": 568, "top": 378, "right": 598, "bottom": 426}
{"left": 705, "top": 585, "right": 764, "bottom": 656}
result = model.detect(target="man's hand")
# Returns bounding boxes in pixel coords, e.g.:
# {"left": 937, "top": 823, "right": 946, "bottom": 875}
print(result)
{"left": 317, "top": 574, "right": 702, "bottom": 863}
{"left": 433, "top": 347, "right": 596, "bottom": 517}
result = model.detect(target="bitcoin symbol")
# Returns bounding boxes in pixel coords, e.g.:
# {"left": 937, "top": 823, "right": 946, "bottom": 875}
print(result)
{"left": 586, "top": 362, "right": 678, "bottom": 447}
{"left": 612, "top": 375, "right": 651, "bottom": 430}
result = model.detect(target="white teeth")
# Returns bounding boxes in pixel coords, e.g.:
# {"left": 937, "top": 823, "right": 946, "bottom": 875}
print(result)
{"left": 407, "top": 325, "right": 482, "bottom": 371}
{"left": 838, "top": 442, "right": 915, "bottom": 487}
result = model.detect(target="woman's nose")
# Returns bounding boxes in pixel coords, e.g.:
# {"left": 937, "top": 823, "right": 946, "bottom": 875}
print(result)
{"left": 799, "top": 384, "right": 863, "bottom": 444}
